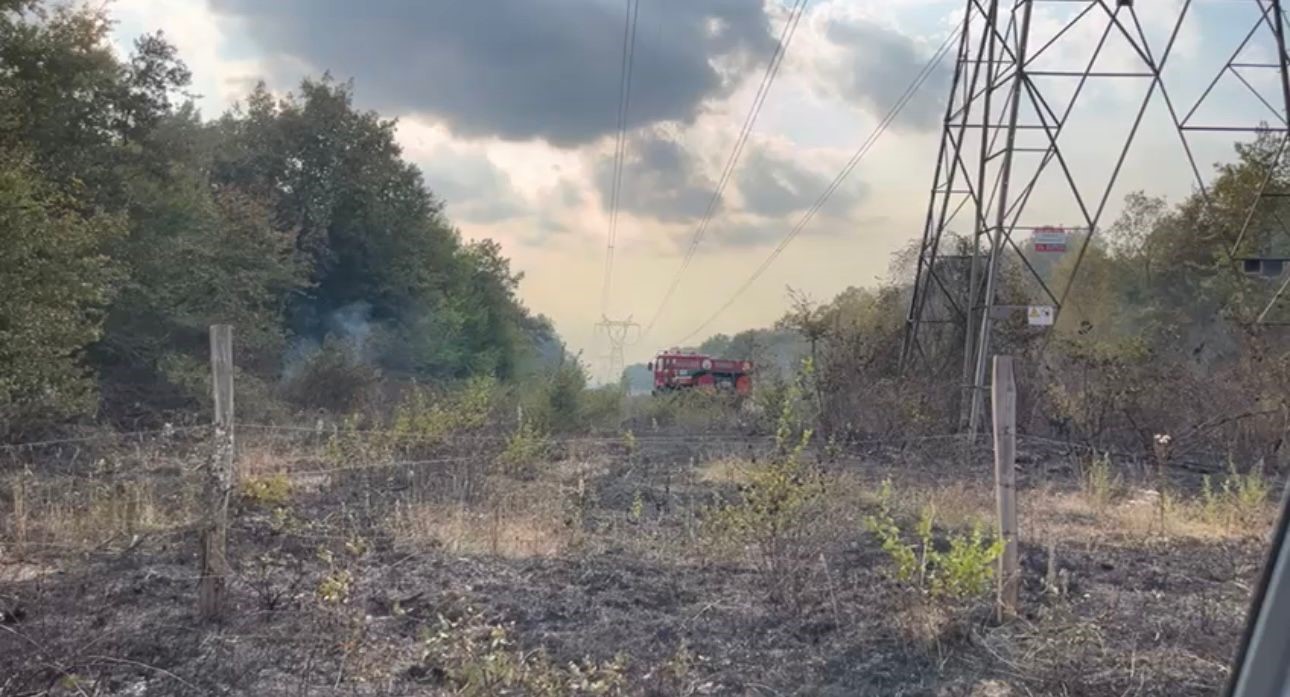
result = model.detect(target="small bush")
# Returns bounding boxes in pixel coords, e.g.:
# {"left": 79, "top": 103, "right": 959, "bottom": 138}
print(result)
{"left": 317, "top": 570, "right": 351, "bottom": 605}
{"left": 704, "top": 378, "right": 819, "bottom": 600}
{"left": 865, "top": 480, "right": 1003, "bottom": 601}
{"left": 284, "top": 338, "right": 379, "bottom": 413}
{"left": 581, "top": 385, "right": 624, "bottom": 431}
{"left": 498, "top": 421, "right": 549, "bottom": 478}
{"left": 387, "top": 377, "right": 497, "bottom": 451}
{"left": 240, "top": 473, "right": 292, "bottom": 508}
{"left": 324, "top": 413, "right": 392, "bottom": 466}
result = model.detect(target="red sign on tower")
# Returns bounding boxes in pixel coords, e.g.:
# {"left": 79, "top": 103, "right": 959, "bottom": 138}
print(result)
{"left": 1034, "top": 227, "right": 1068, "bottom": 253}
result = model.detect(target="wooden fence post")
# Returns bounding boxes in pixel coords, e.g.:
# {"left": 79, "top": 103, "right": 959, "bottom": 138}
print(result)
{"left": 992, "top": 355, "right": 1019, "bottom": 622}
{"left": 198, "top": 324, "right": 235, "bottom": 621}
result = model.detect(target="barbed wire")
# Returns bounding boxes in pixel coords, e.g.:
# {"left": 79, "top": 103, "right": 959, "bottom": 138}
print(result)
{"left": 0, "top": 426, "right": 208, "bottom": 452}
{"left": 237, "top": 422, "right": 775, "bottom": 445}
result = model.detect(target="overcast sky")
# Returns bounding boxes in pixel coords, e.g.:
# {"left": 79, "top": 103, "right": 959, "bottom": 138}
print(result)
{"left": 108, "top": 0, "right": 1283, "bottom": 376}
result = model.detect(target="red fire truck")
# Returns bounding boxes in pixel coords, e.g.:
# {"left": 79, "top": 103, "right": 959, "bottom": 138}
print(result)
{"left": 647, "top": 350, "right": 754, "bottom": 395}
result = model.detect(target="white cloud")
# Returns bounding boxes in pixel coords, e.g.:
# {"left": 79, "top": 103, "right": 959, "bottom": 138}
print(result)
{"left": 109, "top": 0, "right": 264, "bottom": 114}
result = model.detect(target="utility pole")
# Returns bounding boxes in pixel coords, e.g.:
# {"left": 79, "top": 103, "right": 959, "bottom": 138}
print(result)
{"left": 901, "top": 0, "right": 1290, "bottom": 438}
{"left": 596, "top": 316, "right": 640, "bottom": 386}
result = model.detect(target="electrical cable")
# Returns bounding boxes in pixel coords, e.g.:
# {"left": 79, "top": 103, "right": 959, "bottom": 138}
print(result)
{"left": 674, "top": 21, "right": 963, "bottom": 346}
{"left": 601, "top": 0, "right": 643, "bottom": 317}
{"left": 641, "top": 0, "right": 810, "bottom": 337}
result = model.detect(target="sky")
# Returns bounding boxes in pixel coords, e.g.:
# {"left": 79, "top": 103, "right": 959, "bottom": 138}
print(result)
{"left": 106, "top": 0, "right": 1287, "bottom": 379}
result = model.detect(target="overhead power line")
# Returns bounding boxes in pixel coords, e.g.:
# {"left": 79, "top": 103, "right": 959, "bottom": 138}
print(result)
{"left": 601, "top": 0, "right": 642, "bottom": 317}
{"left": 641, "top": 0, "right": 809, "bottom": 338}
{"left": 674, "top": 20, "right": 963, "bottom": 346}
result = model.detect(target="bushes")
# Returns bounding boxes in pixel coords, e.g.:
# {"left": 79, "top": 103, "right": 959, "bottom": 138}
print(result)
{"left": 284, "top": 338, "right": 380, "bottom": 413}
{"left": 642, "top": 389, "right": 745, "bottom": 432}
{"left": 386, "top": 376, "right": 497, "bottom": 450}
{"left": 497, "top": 421, "right": 550, "bottom": 478}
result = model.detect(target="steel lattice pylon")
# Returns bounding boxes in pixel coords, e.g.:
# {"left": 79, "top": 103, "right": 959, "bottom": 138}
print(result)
{"left": 596, "top": 316, "right": 640, "bottom": 385}
{"left": 901, "top": 0, "right": 1290, "bottom": 437}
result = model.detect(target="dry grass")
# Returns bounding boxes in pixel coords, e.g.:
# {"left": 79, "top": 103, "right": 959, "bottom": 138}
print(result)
{"left": 6, "top": 475, "right": 193, "bottom": 553}
{"left": 697, "top": 456, "right": 753, "bottom": 485}
{"left": 387, "top": 479, "right": 570, "bottom": 558}
{"left": 238, "top": 445, "right": 296, "bottom": 479}
{"left": 1022, "top": 486, "right": 1275, "bottom": 547}
{"left": 904, "top": 479, "right": 996, "bottom": 532}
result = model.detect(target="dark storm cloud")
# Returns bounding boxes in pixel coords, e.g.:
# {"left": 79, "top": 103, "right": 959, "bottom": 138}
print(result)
{"left": 418, "top": 148, "right": 528, "bottom": 224}
{"left": 597, "top": 132, "right": 719, "bottom": 223}
{"left": 736, "top": 147, "right": 866, "bottom": 218}
{"left": 208, "top": 0, "right": 778, "bottom": 147}
{"left": 824, "top": 19, "right": 951, "bottom": 131}
{"left": 693, "top": 146, "right": 868, "bottom": 249}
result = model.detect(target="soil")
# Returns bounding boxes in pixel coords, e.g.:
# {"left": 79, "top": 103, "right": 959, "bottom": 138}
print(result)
{"left": 0, "top": 433, "right": 1273, "bottom": 696}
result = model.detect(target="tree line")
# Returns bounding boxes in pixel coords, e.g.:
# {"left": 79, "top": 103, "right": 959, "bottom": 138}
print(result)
{"left": 0, "top": 1, "right": 562, "bottom": 438}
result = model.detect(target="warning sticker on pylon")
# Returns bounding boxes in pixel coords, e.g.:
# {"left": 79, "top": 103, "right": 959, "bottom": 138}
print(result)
{"left": 1033, "top": 227, "right": 1068, "bottom": 253}
{"left": 1028, "top": 305, "right": 1055, "bottom": 326}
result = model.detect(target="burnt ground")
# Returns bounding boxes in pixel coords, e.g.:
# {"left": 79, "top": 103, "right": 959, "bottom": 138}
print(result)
{"left": 0, "top": 432, "right": 1275, "bottom": 696}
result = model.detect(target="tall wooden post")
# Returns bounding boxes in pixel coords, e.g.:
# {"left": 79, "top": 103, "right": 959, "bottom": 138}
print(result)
{"left": 198, "top": 325, "right": 234, "bottom": 621}
{"left": 992, "top": 355, "right": 1018, "bottom": 621}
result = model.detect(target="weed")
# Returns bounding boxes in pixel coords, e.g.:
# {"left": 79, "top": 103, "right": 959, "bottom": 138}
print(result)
{"left": 629, "top": 490, "right": 644, "bottom": 523}
{"left": 653, "top": 641, "right": 704, "bottom": 695}
{"left": 239, "top": 473, "right": 292, "bottom": 508}
{"left": 622, "top": 429, "right": 637, "bottom": 458}
{"left": 1200, "top": 460, "right": 1269, "bottom": 529}
{"left": 419, "top": 608, "right": 627, "bottom": 696}
{"left": 317, "top": 569, "right": 352, "bottom": 605}
{"left": 1080, "top": 452, "right": 1120, "bottom": 509}
{"left": 498, "top": 421, "right": 550, "bottom": 478}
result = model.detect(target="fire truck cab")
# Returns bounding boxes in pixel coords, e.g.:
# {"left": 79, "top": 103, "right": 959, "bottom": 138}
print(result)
{"left": 648, "top": 349, "right": 753, "bottom": 396}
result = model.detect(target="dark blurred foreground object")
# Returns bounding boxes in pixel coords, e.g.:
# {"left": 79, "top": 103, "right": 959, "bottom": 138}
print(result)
{"left": 1226, "top": 478, "right": 1290, "bottom": 696}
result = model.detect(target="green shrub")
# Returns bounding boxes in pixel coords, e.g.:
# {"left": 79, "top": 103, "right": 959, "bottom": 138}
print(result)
{"left": 546, "top": 358, "right": 587, "bottom": 432}
{"left": 240, "top": 473, "right": 293, "bottom": 508}
{"left": 498, "top": 421, "right": 550, "bottom": 478}
{"left": 324, "top": 413, "right": 392, "bottom": 466}
{"left": 865, "top": 480, "right": 1003, "bottom": 601}
{"left": 387, "top": 376, "right": 497, "bottom": 451}
{"left": 581, "top": 385, "right": 625, "bottom": 431}
{"left": 704, "top": 383, "right": 819, "bottom": 598}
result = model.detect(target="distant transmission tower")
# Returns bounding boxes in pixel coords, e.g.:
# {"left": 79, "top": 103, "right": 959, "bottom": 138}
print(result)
{"left": 902, "top": 0, "right": 1290, "bottom": 437}
{"left": 595, "top": 316, "right": 640, "bottom": 385}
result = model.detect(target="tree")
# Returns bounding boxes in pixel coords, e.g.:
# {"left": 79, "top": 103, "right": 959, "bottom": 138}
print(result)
{"left": 212, "top": 77, "right": 552, "bottom": 383}
{"left": 0, "top": 152, "right": 121, "bottom": 436}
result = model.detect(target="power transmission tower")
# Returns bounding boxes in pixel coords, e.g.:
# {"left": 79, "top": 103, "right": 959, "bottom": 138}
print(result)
{"left": 596, "top": 316, "right": 640, "bottom": 385}
{"left": 901, "top": 0, "right": 1290, "bottom": 438}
